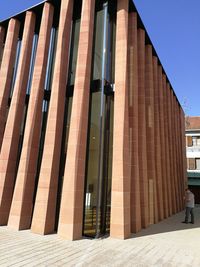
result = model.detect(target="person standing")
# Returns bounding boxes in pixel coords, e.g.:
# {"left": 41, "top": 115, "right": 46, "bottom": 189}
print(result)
{"left": 182, "top": 188, "right": 195, "bottom": 224}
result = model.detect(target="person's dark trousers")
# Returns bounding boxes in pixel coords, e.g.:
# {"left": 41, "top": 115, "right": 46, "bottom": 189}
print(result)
{"left": 184, "top": 207, "right": 194, "bottom": 223}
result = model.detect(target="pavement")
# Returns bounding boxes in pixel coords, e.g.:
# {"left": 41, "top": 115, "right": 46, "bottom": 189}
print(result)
{"left": 0, "top": 207, "right": 200, "bottom": 267}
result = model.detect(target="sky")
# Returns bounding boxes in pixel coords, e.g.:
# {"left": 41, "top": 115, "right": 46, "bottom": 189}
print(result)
{"left": 0, "top": 0, "right": 199, "bottom": 116}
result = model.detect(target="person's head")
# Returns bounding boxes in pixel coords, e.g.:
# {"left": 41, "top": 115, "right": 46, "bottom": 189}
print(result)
{"left": 185, "top": 187, "right": 192, "bottom": 193}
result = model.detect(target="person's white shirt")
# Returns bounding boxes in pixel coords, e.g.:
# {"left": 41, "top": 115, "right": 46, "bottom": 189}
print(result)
{"left": 185, "top": 190, "right": 195, "bottom": 208}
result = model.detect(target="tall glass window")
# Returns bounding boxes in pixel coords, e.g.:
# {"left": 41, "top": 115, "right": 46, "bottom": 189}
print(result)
{"left": 92, "top": 10, "right": 104, "bottom": 81}
{"left": 26, "top": 34, "right": 38, "bottom": 95}
{"left": 45, "top": 28, "right": 57, "bottom": 91}
{"left": 0, "top": 43, "right": 4, "bottom": 67}
{"left": 83, "top": 90, "right": 114, "bottom": 237}
{"left": 83, "top": 0, "right": 116, "bottom": 238}
{"left": 68, "top": 19, "right": 80, "bottom": 86}
{"left": 9, "top": 39, "right": 22, "bottom": 98}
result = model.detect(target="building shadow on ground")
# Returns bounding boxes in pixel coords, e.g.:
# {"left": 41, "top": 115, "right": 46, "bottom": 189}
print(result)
{"left": 130, "top": 205, "right": 200, "bottom": 238}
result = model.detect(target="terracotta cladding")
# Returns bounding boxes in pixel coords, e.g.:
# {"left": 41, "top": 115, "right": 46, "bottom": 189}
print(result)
{"left": 0, "top": 0, "right": 186, "bottom": 239}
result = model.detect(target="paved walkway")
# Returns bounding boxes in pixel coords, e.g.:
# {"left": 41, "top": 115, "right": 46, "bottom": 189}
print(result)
{"left": 0, "top": 207, "right": 200, "bottom": 267}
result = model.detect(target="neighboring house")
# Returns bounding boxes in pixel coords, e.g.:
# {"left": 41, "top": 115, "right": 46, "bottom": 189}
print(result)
{"left": 186, "top": 116, "right": 200, "bottom": 203}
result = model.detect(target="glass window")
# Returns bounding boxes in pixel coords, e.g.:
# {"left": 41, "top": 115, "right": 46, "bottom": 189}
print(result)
{"left": 68, "top": 19, "right": 80, "bottom": 86}
{"left": 45, "top": 28, "right": 57, "bottom": 91}
{"left": 0, "top": 43, "right": 5, "bottom": 67}
{"left": 92, "top": 8, "right": 116, "bottom": 84}
{"left": 83, "top": 91, "right": 114, "bottom": 237}
{"left": 196, "top": 159, "right": 200, "bottom": 170}
{"left": 192, "top": 137, "right": 197, "bottom": 146}
{"left": 10, "top": 39, "right": 22, "bottom": 98}
{"left": 26, "top": 34, "right": 38, "bottom": 95}
{"left": 187, "top": 136, "right": 192, "bottom": 147}
{"left": 192, "top": 136, "right": 200, "bottom": 147}
{"left": 83, "top": 0, "right": 116, "bottom": 238}
{"left": 84, "top": 91, "right": 102, "bottom": 236}
{"left": 92, "top": 10, "right": 104, "bottom": 80}
{"left": 197, "top": 137, "right": 200, "bottom": 146}
{"left": 188, "top": 158, "right": 195, "bottom": 170}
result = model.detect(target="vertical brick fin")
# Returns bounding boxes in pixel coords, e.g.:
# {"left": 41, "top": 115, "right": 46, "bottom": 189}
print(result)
{"left": 170, "top": 90, "right": 177, "bottom": 213}
{"left": 174, "top": 102, "right": 180, "bottom": 211}
{"left": 0, "top": 26, "right": 5, "bottom": 68}
{"left": 6, "top": 3, "right": 54, "bottom": 230}
{"left": 162, "top": 74, "right": 169, "bottom": 218}
{"left": 180, "top": 111, "right": 185, "bottom": 210}
{"left": 171, "top": 92, "right": 179, "bottom": 213}
{"left": 157, "top": 67, "right": 167, "bottom": 218}
{"left": 145, "top": 45, "right": 157, "bottom": 224}
{"left": 166, "top": 83, "right": 173, "bottom": 215}
{"left": 31, "top": 0, "right": 74, "bottom": 235}
{"left": 58, "top": 0, "right": 95, "bottom": 240}
{"left": 0, "top": 19, "right": 20, "bottom": 150}
{"left": 128, "top": 12, "right": 141, "bottom": 233}
{"left": 0, "top": 11, "right": 36, "bottom": 227}
{"left": 180, "top": 109, "right": 187, "bottom": 209}
{"left": 110, "top": 0, "right": 131, "bottom": 240}
{"left": 175, "top": 98, "right": 182, "bottom": 211}
{"left": 180, "top": 109, "right": 186, "bottom": 210}
{"left": 175, "top": 103, "right": 182, "bottom": 211}
{"left": 163, "top": 76, "right": 171, "bottom": 217}
{"left": 137, "top": 29, "right": 149, "bottom": 228}
{"left": 167, "top": 85, "right": 176, "bottom": 214}
{"left": 153, "top": 57, "right": 164, "bottom": 221}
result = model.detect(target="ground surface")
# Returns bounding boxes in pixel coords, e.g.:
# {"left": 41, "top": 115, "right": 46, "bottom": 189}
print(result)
{"left": 0, "top": 207, "right": 200, "bottom": 267}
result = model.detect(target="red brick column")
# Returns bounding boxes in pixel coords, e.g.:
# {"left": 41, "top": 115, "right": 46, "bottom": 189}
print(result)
{"left": 170, "top": 90, "right": 178, "bottom": 213}
{"left": 177, "top": 106, "right": 183, "bottom": 209}
{"left": 180, "top": 108, "right": 187, "bottom": 208}
{"left": 109, "top": 0, "right": 131, "bottom": 239}
{"left": 7, "top": 3, "right": 54, "bottom": 230}
{"left": 171, "top": 92, "right": 179, "bottom": 212}
{"left": 0, "top": 26, "right": 5, "bottom": 67}
{"left": 166, "top": 83, "right": 175, "bottom": 215}
{"left": 31, "top": 0, "right": 74, "bottom": 235}
{"left": 0, "top": 12, "right": 35, "bottom": 226}
{"left": 162, "top": 75, "right": 169, "bottom": 217}
{"left": 158, "top": 67, "right": 168, "bottom": 218}
{"left": 0, "top": 19, "right": 20, "bottom": 149}
{"left": 128, "top": 12, "right": 141, "bottom": 233}
{"left": 175, "top": 103, "right": 182, "bottom": 211}
{"left": 58, "top": 0, "right": 95, "bottom": 240}
{"left": 163, "top": 78, "right": 172, "bottom": 216}
{"left": 153, "top": 57, "right": 164, "bottom": 221}
{"left": 137, "top": 29, "right": 149, "bottom": 228}
{"left": 167, "top": 85, "right": 176, "bottom": 214}
{"left": 145, "top": 45, "right": 157, "bottom": 224}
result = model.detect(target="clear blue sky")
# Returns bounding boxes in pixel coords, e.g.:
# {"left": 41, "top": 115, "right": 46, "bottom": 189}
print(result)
{"left": 0, "top": 0, "right": 199, "bottom": 116}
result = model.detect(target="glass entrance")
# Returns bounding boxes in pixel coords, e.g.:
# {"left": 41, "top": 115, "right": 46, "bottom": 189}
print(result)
{"left": 83, "top": 91, "right": 113, "bottom": 237}
{"left": 83, "top": 0, "right": 116, "bottom": 238}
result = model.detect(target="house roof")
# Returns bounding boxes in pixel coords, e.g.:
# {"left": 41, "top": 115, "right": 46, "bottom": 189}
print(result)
{"left": 186, "top": 116, "right": 200, "bottom": 130}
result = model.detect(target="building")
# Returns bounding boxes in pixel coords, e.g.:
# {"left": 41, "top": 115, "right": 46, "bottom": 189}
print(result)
{"left": 186, "top": 116, "right": 200, "bottom": 203}
{"left": 0, "top": 0, "right": 186, "bottom": 240}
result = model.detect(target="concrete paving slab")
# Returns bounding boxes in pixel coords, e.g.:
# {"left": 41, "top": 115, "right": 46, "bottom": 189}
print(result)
{"left": 0, "top": 207, "right": 200, "bottom": 267}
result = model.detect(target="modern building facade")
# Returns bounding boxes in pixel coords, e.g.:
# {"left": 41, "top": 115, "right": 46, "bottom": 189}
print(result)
{"left": 186, "top": 116, "right": 200, "bottom": 203}
{"left": 0, "top": 0, "right": 186, "bottom": 240}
